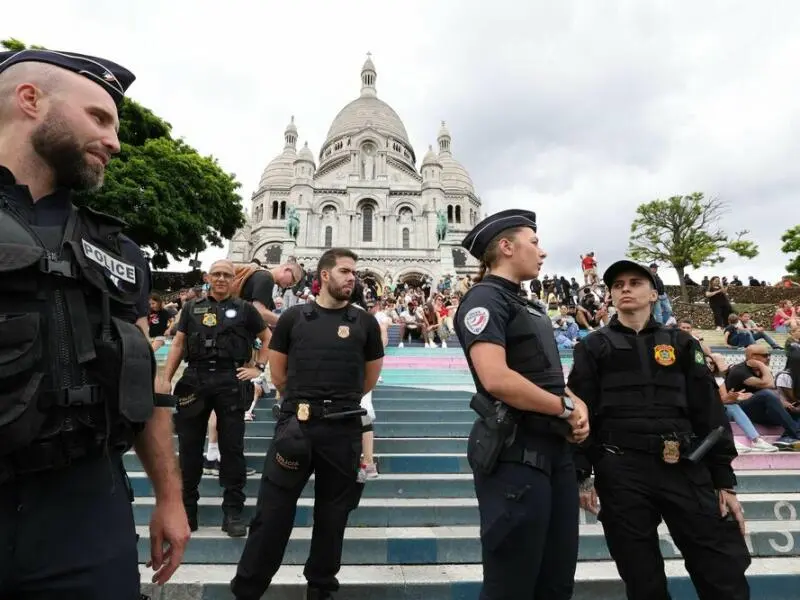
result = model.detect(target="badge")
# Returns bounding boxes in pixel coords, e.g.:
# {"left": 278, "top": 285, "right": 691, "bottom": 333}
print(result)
{"left": 662, "top": 440, "right": 680, "bottom": 464}
{"left": 202, "top": 312, "right": 218, "bottom": 327}
{"left": 225, "top": 308, "right": 237, "bottom": 318}
{"left": 297, "top": 403, "right": 310, "bottom": 422}
{"left": 338, "top": 325, "right": 350, "bottom": 339}
{"left": 464, "top": 307, "right": 490, "bottom": 334}
{"left": 654, "top": 344, "right": 676, "bottom": 366}
{"left": 695, "top": 350, "right": 705, "bottom": 365}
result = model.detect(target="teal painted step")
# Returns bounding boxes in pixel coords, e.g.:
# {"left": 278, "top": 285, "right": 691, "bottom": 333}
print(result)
{"left": 237, "top": 436, "right": 468, "bottom": 454}
{"left": 239, "top": 421, "right": 473, "bottom": 437}
{"left": 134, "top": 521, "right": 800, "bottom": 565}
{"left": 131, "top": 494, "right": 800, "bottom": 529}
{"left": 139, "top": 560, "right": 800, "bottom": 600}
{"left": 129, "top": 471, "right": 800, "bottom": 499}
{"left": 371, "top": 387, "right": 472, "bottom": 398}
{"left": 378, "top": 371, "right": 474, "bottom": 385}
{"left": 370, "top": 399, "right": 471, "bottom": 410}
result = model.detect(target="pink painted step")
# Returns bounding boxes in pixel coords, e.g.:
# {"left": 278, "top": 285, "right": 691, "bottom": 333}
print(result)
{"left": 733, "top": 452, "right": 800, "bottom": 469}
{"left": 384, "top": 357, "right": 469, "bottom": 369}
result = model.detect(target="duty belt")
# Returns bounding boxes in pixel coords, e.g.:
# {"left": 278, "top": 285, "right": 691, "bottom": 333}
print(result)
{"left": 599, "top": 431, "right": 695, "bottom": 464}
{"left": 0, "top": 431, "right": 108, "bottom": 485}
{"left": 187, "top": 359, "right": 244, "bottom": 372}
{"left": 498, "top": 444, "right": 552, "bottom": 476}
{"left": 279, "top": 400, "right": 366, "bottom": 422}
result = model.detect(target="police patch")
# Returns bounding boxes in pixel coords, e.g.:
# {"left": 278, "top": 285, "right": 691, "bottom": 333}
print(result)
{"left": 654, "top": 344, "right": 676, "bottom": 367}
{"left": 464, "top": 307, "right": 490, "bottom": 335}
{"left": 81, "top": 238, "right": 136, "bottom": 284}
{"left": 338, "top": 325, "right": 350, "bottom": 339}
{"left": 695, "top": 350, "right": 705, "bottom": 365}
{"left": 202, "top": 312, "right": 217, "bottom": 327}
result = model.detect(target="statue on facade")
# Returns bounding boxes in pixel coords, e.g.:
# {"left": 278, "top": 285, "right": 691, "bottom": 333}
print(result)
{"left": 286, "top": 206, "right": 300, "bottom": 240}
{"left": 436, "top": 209, "right": 449, "bottom": 242}
{"left": 361, "top": 143, "right": 375, "bottom": 180}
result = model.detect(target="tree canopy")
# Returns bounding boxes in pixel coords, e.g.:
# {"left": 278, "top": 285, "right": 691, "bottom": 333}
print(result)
{"left": 627, "top": 192, "right": 759, "bottom": 300}
{"left": 1, "top": 38, "right": 246, "bottom": 268}
{"left": 781, "top": 225, "right": 800, "bottom": 278}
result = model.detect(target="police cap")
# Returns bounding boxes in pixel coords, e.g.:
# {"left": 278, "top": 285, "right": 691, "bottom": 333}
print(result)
{"left": 602, "top": 260, "right": 658, "bottom": 289}
{"left": 267, "top": 415, "right": 311, "bottom": 487}
{"left": 0, "top": 49, "right": 135, "bottom": 107}
{"left": 461, "top": 209, "right": 537, "bottom": 260}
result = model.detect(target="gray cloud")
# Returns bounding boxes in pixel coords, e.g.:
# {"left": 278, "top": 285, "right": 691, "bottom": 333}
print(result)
{"left": 5, "top": 0, "right": 800, "bottom": 282}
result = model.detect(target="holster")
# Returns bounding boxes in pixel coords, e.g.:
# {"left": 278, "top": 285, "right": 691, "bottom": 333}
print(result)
{"left": 467, "top": 393, "right": 519, "bottom": 475}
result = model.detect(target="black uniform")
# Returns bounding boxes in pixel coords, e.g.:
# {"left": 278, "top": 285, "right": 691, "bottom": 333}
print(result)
{"left": 231, "top": 301, "right": 384, "bottom": 600}
{"left": 174, "top": 295, "right": 265, "bottom": 531}
{"left": 455, "top": 275, "right": 578, "bottom": 599}
{"left": 568, "top": 316, "right": 751, "bottom": 599}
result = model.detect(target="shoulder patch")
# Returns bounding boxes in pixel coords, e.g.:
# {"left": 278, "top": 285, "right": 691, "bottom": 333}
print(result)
{"left": 464, "top": 306, "right": 490, "bottom": 335}
{"left": 695, "top": 349, "right": 706, "bottom": 365}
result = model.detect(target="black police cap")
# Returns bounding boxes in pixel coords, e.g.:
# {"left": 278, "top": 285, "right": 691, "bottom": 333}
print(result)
{"left": 602, "top": 260, "right": 658, "bottom": 289}
{"left": 461, "top": 209, "right": 537, "bottom": 260}
{"left": 0, "top": 49, "right": 135, "bottom": 107}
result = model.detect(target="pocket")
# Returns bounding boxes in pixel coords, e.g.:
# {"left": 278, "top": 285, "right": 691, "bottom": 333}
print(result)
{"left": 479, "top": 480, "right": 531, "bottom": 552}
{"left": 0, "top": 371, "right": 46, "bottom": 454}
{"left": 682, "top": 463, "right": 719, "bottom": 515}
{"left": 0, "top": 313, "right": 42, "bottom": 378}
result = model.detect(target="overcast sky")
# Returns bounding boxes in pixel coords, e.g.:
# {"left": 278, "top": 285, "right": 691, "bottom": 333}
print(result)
{"left": 6, "top": 1, "right": 799, "bottom": 284}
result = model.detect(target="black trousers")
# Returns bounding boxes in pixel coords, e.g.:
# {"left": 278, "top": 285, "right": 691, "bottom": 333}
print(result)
{"left": 0, "top": 454, "right": 140, "bottom": 599}
{"left": 230, "top": 415, "right": 364, "bottom": 599}
{"left": 594, "top": 449, "right": 751, "bottom": 600}
{"left": 473, "top": 434, "right": 579, "bottom": 600}
{"left": 174, "top": 368, "right": 248, "bottom": 516}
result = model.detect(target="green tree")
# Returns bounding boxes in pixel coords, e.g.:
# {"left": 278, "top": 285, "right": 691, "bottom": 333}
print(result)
{"left": 1, "top": 38, "right": 245, "bottom": 268}
{"left": 781, "top": 225, "right": 800, "bottom": 278}
{"left": 627, "top": 193, "right": 759, "bottom": 301}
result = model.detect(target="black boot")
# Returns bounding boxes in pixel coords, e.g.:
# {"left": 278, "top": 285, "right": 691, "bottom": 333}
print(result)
{"left": 306, "top": 586, "right": 335, "bottom": 600}
{"left": 222, "top": 512, "right": 247, "bottom": 537}
{"left": 186, "top": 505, "right": 198, "bottom": 532}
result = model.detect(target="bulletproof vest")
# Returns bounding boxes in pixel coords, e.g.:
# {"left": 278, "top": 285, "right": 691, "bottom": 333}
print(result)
{"left": 284, "top": 303, "right": 366, "bottom": 403}
{"left": 0, "top": 195, "right": 154, "bottom": 457}
{"left": 590, "top": 326, "right": 687, "bottom": 419}
{"left": 184, "top": 296, "right": 254, "bottom": 364}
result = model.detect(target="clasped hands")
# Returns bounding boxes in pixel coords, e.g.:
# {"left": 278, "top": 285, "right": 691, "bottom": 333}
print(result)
{"left": 564, "top": 387, "right": 590, "bottom": 444}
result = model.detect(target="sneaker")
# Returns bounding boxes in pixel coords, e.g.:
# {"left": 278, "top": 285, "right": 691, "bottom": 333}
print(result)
{"left": 364, "top": 463, "right": 379, "bottom": 479}
{"left": 203, "top": 458, "right": 220, "bottom": 475}
{"left": 751, "top": 438, "right": 779, "bottom": 452}
{"left": 772, "top": 436, "right": 800, "bottom": 451}
{"left": 441, "top": 341, "right": 448, "bottom": 348}
{"left": 734, "top": 441, "right": 751, "bottom": 454}
{"left": 398, "top": 342, "right": 404, "bottom": 348}
{"left": 244, "top": 411, "right": 255, "bottom": 422}
{"left": 246, "top": 467, "right": 257, "bottom": 476}
{"left": 222, "top": 512, "right": 247, "bottom": 538}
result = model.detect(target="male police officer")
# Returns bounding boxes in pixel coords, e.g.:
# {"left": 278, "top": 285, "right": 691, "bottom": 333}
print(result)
{"left": 454, "top": 209, "right": 589, "bottom": 600}
{"left": 0, "top": 49, "right": 189, "bottom": 598}
{"left": 231, "top": 247, "right": 384, "bottom": 600}
{"left": 157, "top": 259, "right": 269, "bottom": 537}
{"left": 568, "top": 260, "right": 750, "bottom": 600}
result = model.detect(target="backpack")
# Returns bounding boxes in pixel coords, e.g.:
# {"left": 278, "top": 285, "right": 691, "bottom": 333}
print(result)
{"left": 230, "top": 264, "right": 264, "bottom": 298}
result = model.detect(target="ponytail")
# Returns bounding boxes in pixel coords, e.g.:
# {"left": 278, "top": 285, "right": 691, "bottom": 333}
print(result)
{"left": 474, "top": 261, "right": 488, "bottom": 283}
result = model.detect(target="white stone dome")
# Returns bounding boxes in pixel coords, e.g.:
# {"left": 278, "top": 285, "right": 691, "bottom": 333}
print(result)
{"left": 325, "top": 96, "right": 410, "bottom": 145}
{"left": 422, "top": 145, "right": 440, "bottom": 167}
{"left": 296, "top": 141, "right": 315, "bottom": 164}
{"left": 439, "top": 154, "right": 474, "bottom": 193}
{"left": 259, "top": 149, "right": 296, "bottom": 188}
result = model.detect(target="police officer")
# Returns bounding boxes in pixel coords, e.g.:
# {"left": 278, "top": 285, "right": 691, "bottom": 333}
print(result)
{"left": 454, "top": 209, "right": 590, "bottom": 600}
{"left": 231, "top": 247, "right": 385, "bottom": 600}
{"left": 157, "top": 259, "right": 269, "bottom": 537}
{"left": 567, "top": 260, "right": 750, "bottom": 600}
{"left": 0, "top": 49, "right": 190, "bottom": 597}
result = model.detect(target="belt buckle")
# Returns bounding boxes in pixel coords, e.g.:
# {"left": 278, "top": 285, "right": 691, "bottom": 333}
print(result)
{"left": 297, "top": 403, "right": 310, "bottom": 422}
{"left": 662, "top": 437, "right": 681, "bottom": 464}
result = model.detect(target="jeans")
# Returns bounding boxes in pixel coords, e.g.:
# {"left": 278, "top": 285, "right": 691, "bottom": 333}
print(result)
{"left": 749, "top": 330, "right": 780, "bottom": 349}
{"left": 725, "top": 404, "right": 759, "bottom": 440}
{"left": 728, "top": 331, "right": 756, "bottom": 348}
{"left": 652, "top": 294, "right": 673, "bottom": 324}
{"left": 738, "top": 389, "right": 800, "bottom": 439}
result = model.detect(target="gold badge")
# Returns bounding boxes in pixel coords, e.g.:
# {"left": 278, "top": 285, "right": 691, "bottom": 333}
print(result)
{"left": 202, "top": 312, "right": 217, "bottom": 327}
{"left": 662, "top": 440, "right": 680, "bottom": 464}
{"left": 654, "top": 344, "right": 676, "bottom": 366}
{"left": 337, "top": 325, "right": 350, "bottom": 339}
{"left": 297, "top": 403, "right": 310, "bottom": 422}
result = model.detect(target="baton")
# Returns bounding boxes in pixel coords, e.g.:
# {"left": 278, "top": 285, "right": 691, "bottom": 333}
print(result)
{"left": 323, "top": 408, "right": 368, "bottom": 421}
{"left": 686, "top": 426, "right": 725, "bottom": 463}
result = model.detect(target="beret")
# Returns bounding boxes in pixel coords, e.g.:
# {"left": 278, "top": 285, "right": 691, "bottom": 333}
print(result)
{"left": 461, "top": 209, "right": 537, "bottom": 260}
{"left": 602, "top": 260, "right": 658, "bottom": 288}
{"left": 0, "top": 49, "right": 135, "bottom": 106}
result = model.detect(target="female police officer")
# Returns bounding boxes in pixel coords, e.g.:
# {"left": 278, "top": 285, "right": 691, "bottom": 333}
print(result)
{"left": 455, "top": 209, "right": 590, "bottom": 600}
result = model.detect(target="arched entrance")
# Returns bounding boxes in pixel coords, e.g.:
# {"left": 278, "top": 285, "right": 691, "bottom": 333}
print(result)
{"left": 397, "top": 271, "right": 427, "bottom": 289}
{"left": 357, "top": 269, "right": 385, "bottom": 298}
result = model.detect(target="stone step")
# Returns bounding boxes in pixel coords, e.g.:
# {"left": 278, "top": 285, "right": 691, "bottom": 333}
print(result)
{"left": 134, "top": 521, "right": 800, "bottom": 565}
{"left": 238, "top": 436, "right": 468, "bottom": 454}
{"left": 125, "top": 449, "right": 800, "bottom": 476}
{"left": 139, "top": 558, "right": 800, "bottom": 600}
{"left": 131, "top": 493, "right": 800, "bottom": 528}
{"left": 128, "top": 470, "right": 800, "bottom": 498}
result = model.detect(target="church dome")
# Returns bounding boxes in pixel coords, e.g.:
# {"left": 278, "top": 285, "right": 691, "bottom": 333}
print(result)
{"left": 296, "top": 141, "right": 315, "bottom": 164}
{"left": 422, "top": 145, "right": 440, "bottom": 167}
{"left": 258, "top": 116, "right": 299, "bottom": 189}
{"left": 436, "top": 121, "right": 474, "bottom": 194}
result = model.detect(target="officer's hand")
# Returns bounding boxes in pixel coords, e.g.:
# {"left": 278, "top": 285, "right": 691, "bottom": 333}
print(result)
{"left": 147, "top": 499, "right": 191, "bottom": 585}
{"left": 579, "top": 479, "right": 600, "bottom": 515}
{"left": 718, "top": 489, "right": 746, "bottom": 537}
{"left": 565, "top": 393, "right": 590, "bottom": 444}
{"left": 237, "top": 366, "right": 262, "bottom": 381}
{"left": 154, "top": 376, "right": 172, "bottom": 395}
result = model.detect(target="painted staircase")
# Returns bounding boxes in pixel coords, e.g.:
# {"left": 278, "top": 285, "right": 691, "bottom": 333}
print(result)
{"left": 136, "top": 345, "right": 800, "bottom": 599}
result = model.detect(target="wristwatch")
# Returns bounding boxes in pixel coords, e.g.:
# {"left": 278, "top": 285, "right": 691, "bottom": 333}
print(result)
{"left": 256, "top": 363, "right": 267, "bottom": 372}
{"left": 558, "top": 395, "right": 575, "bottom": 419}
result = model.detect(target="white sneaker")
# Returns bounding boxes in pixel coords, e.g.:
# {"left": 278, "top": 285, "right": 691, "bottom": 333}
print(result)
{"left": 398, "top": 342, "right": 404, "bottom": 348}
{"left": 441, "top": 341, "right": 448, "bottom": 348}
{"left": 734, "top": 441, "right": 751, "bottom": 454}
{"left": 751, "top": 438, "right": 779, "bottom": 452}
{"left": 425, "top": 342, "right": 431, "bottom": 348}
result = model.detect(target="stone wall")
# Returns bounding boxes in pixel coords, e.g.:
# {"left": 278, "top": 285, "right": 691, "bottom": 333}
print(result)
{"left": 665, "top": 285, "right": 800, "bottom": 305}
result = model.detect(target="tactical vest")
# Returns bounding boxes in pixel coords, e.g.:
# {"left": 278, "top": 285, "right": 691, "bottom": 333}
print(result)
{"left": 0, "top": 196, "right": 154, "bottom": 460}
{"left": 184, "top": 296, "right": 254, "bottom": 364}
{"left": 284, "top": 303, "right": 366, "bottom": 403}
{"left": 459, "top": 281, "right": 568, "bottom": 433}
{"left": 590, "top": 326, "right": 687, "bottom": 419}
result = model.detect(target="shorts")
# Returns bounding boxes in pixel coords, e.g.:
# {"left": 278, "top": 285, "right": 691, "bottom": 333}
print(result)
{"left": 361, "top": 391, "right": 376, "bottom": 432}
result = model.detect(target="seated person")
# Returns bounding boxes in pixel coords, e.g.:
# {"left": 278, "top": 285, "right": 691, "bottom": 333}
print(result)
{"left": 714, "top": 366, "right": 777, "bottom": 453}
{"left": 725, "top": 345, "right": 800, "bottom": 449}
{"left": 739, "top": 312, "right": 781, "bottom": 349}
{"left": 723, "top": 314, "right": 756, "bottom": 348}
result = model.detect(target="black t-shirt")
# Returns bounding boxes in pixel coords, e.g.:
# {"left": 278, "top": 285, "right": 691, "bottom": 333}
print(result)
{"left": 177, "top": 295, "right": 265, "bottom": 336}
{"left": 241, "top": 270, "right": 276, "bottom": 311}
{"left": 723, "top": 325, "right": 739, "bottom": 344}
{"left": 724, "top": 362, "right": 760, "bottom": 394}
{"left": 269, "top": 303, "right": 384, "bottom": 401}
{"left": 148, "top": 309, "right": 172, "bottom": 337}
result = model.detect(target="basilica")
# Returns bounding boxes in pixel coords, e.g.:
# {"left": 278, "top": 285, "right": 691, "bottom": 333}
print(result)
{"left": 226, "top": 54, "right": 483, "bottom": 289}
